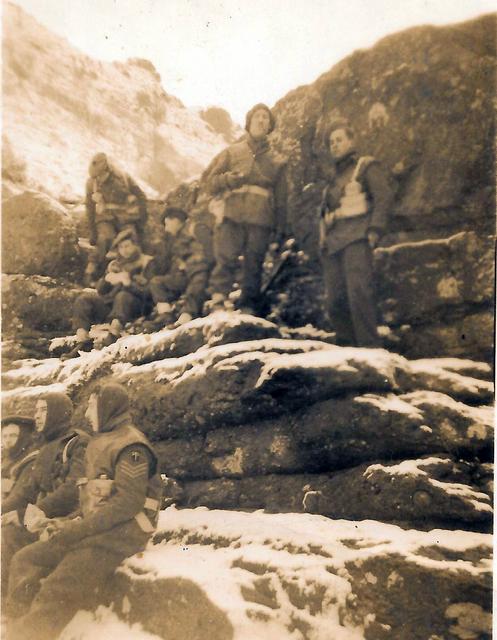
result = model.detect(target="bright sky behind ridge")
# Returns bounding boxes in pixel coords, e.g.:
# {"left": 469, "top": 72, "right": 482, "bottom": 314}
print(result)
{"left": 9, "top": 0, "right": 496, "bottom": 124}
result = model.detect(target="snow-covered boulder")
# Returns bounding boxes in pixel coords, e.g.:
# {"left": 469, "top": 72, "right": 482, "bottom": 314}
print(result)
{"left": 59, "top": 508, "right": 492, "bottom": 640}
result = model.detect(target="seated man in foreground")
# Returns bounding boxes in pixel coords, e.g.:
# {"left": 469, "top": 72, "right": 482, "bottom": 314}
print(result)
{"left": 6, "top": 383, "right": 162, "bottom": 640}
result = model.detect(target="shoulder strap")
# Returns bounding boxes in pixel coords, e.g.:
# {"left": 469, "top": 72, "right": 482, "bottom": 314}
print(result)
{"left": 352, "top": 156, "right": 376, "bottom": 182}
{"left": 10, "top": 449, "right": 39, "bottom": 479}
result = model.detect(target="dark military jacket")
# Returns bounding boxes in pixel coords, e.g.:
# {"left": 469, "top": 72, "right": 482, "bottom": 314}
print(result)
{"left": 86, "top": 169, "right": 147, "bottom": 242}
{"left": 157, "top": 223, "right": 209, "bottom": 281}
{"left": 320, "top": 151, "right": 394, "bottom": 255}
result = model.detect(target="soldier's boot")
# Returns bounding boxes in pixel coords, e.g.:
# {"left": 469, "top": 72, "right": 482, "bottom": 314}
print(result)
{"left": 204, "top": 293, "right": 229, "bottom": 314}
{"left": 60, "top": 329, "right": 93, "bottom": 361}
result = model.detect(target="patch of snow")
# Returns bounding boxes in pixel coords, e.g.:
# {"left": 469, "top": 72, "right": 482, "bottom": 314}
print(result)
{"left": 59, "top": 606, "right": 162, "bottom": 640}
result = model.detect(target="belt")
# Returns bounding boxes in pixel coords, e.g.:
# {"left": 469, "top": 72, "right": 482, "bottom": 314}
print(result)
{"left": 334, "top": 208, "right": 368, "bottom": 220}
{"left": 231, "top": 185, "right": 271, "bottom": 198}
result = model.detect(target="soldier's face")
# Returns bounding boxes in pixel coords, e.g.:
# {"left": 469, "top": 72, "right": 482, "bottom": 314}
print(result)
{"left": 85, "top": 394, "right": 99, "bottom": 433}
{"left": 164, "top": 217, "right": 182, "bottom": 237}
{"left": 117, "top": 239, "right": 138, "bottom": 259}
{"left": 249, "top": 109, "right": 271, "bottom": 139}
{"left": 2, "top": 424, "right": 20, "bottom": 451}
{"left": 329, "top": 128, "right": 354, "bottom": 160}
{"left": 34, "top": 400, "right": 48, "bottom": 432}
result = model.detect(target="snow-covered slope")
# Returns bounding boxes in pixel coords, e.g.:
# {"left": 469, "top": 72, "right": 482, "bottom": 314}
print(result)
{"left": 2, "top": 2, "right": 239, "bottom": 200}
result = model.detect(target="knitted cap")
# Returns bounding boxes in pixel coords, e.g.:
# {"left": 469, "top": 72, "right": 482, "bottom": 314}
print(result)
{"left": 162, "top": 206, "right": 187, "bottom": 225}
{"left": 245, "top": 103, "right": 275, "bottom": 135}
{"left": 110, "top": 227, "right": 139, "bottom": 252}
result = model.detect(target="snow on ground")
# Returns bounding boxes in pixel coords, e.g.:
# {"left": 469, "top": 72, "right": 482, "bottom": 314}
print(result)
{"left": 60, "top": 606, "right": 162, "bottom": 640}
{"left": 104, "top": 508, "right": 490, "bottom": 640}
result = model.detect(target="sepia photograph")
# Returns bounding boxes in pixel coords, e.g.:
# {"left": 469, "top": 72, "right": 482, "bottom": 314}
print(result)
{"left": 1, "top": 0, "right": 495, "bottom": 638}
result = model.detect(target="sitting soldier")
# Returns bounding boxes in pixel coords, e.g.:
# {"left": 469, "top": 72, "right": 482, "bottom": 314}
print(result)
{"left": 2, "top": 394, "right": 89, "bottom": 604}
{"left": 6, "top": 383, "right": 162, "bottom": 640}
{"left": 85, "top": 152, "right": 147, "bottom": 282}
{"left": 148, "top": 207, "right": 211, "bottom": 327}
{"left": 1, "top": 416, "right": 38, "bottom": 506}
{"left": 67, "top": 228, "right": 156, "bottom": 356}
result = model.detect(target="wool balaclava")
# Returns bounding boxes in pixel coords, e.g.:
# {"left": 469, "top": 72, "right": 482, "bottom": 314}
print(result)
{"left": 95, "top": 383, "right": 131, "bottom": 433}
{"left": 245, "top": 103, "right": 276, "bottom": 135}
{"left": 41, "top": 393, "right": 74, "bottom": 442}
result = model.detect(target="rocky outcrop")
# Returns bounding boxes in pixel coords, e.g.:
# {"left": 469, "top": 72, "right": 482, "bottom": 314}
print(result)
{"left": 59, "top": 508, "right": 493, "bottom": 640}
{"left": 2, "top": 191, "right": 84, "bottom": 279}
{"left": 180, "top": 456, "right": 493, "bottom": 529}
{"left": 2, "top": 274, "right": 83, "bottom": 336}
{"left": 271, "top": 14, "right": 496, "bottom": 252}
{"left": 2, "top": 315, "right": 493, "bottom": 531}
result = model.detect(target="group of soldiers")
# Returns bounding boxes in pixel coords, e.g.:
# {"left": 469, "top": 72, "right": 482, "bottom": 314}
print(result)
{"left": 1, "top": 102, "right": 394, "bottom": 637}
{"left": 68, "top": 102, "right": 393, "bottom": 357}
{"left": 2, "top": 384, "right": 160, "bottom": 640}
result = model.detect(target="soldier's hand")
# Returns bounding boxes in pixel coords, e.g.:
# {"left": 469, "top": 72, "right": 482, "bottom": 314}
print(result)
{"left": 1, "top": 510, "right": 21, "bottom": 527}
{"left": 226, "top": 172, "right": 246, "bottom": 189}
{"left": 367, "top": 230, "right": 380, "bottom": 250}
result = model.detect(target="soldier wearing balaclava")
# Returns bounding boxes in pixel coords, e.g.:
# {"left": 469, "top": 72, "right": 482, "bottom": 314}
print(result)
{"left": 6, "top": 384, "right": 161, "bottom": 640}
{"left": 1, "top": 393, "right": 90, "bottom": 603}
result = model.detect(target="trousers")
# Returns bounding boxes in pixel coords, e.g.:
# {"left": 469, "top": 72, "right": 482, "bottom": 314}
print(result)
{"left": 209, "top": 218, "right": 270, "bottom": 309}
{"left": 320, "top": 240, "right": 380, "bottom": 347}
{"left": 72, "top": 291, "right": 143, "bottom": 331}
{"left": 6, "top": 537, "right": 133, "bottom": 640}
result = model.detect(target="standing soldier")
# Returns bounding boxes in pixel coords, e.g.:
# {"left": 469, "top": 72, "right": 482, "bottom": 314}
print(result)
{"left": 1, "top": 394, "right": 89, "bottom": 601}
{"left": 6, "top": 383, "right": 162, "bottom": 640}
{"left": 148, "top": 206, "right": 211, "bottom": 327}
{"left": 204, "top": 103, "right": 287, "bottom": 315}
{"left": 85, "top": 152, "right": 148, "bottom": 282}
{"left": 319, "top": 119, "right": 394, "bottom": 347}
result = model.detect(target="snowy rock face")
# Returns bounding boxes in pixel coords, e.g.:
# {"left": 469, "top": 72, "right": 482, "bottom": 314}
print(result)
{"left": 2, "top": 2, "right": 239, "bottom": 200}
{"left": 2, "top": 314, "right": 493, "bottom": 533}
{"left": 60, "top": 508, "right": 492, "bottom": 640}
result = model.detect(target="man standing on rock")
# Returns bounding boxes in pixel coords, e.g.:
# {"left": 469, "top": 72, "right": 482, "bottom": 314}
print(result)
{"left": 6, "top": 383, "right": 162, "bottom": 640}
{"left": 319, "top": 119, "right": 393, "bottom": 347}
{"left": 85, "top": 152, "right": 148, "bottom": 282}
{"left": 204, "top": 103, "right": 287, "bottom": 316}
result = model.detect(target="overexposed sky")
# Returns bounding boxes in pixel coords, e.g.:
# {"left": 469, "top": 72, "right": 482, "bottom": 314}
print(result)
{"left": 9, "top": 0, "right": 496, "bottom": 124}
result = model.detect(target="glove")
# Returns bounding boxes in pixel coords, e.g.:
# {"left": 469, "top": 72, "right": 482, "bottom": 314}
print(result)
{"left": 24, "top": 504, "right": 49, "bottom": 533}
{"left": 2, "top": 511, "right": 21, "bottom": 527}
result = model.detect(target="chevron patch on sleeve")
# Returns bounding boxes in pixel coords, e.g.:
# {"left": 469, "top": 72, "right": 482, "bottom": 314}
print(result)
{"left": 118, "top": 450, "right": 149, "bottom": 479}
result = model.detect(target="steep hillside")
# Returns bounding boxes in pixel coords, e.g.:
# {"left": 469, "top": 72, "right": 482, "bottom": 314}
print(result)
{"left": 2, "top": 2, "right": 240, "bottom": 200}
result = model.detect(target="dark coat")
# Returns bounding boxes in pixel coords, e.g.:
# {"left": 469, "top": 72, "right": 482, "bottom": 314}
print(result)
{"left": 320, "top": 151, "right": 394, "bottom": 255}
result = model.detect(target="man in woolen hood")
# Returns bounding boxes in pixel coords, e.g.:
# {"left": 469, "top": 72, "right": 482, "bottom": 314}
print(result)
{"left": 2, "top": 393, "right": 89, "bottom": 607}
{"left": 6, "top": 383, "right": 162, "bottom": 640}
{"left": 203, "top": 102, "right": 287, "bottom": 315}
